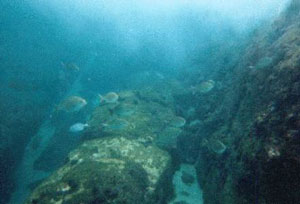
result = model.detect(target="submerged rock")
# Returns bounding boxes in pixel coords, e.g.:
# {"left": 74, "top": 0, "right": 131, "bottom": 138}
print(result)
{"left": 171, "top": 164, "right": 203, "bottom": 204}
{"left": 84, "top": 89, "right": 179, "bottom": 145}
{"left": 193, "top": 2, "right": 300, "bottom": 204}
{"left": 181, "top": 171, "right": 195, "bottom": 185}
{"left": 27, "top": 86, "right": 185, "bottom": 203}
{"left": 26, "top": 137, "right": 173, "bottom": 204}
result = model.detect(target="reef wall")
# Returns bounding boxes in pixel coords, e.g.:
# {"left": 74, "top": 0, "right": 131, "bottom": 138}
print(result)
{"left": 181, "top": 1, "right": 300, "bottom": 203}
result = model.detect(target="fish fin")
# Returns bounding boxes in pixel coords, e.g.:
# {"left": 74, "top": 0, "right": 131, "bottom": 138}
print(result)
{"left": 98, "top": 94, "right": 104, "bottom": 103}
{"left": 74, "top": 64, "right": 80, "bottom": 71}
{"left": 61, "top": 61, "right": 66, "bottom": 68}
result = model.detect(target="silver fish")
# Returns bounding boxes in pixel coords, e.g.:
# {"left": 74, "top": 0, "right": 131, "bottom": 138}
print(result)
{"left": 114, "top": 104, "right": 135, "bottom": 117}
{"left": 170, "top": 116, "right": 186, "bottom": 128}
{"left": 99, "top": 92, "right": 119, "bottom": 104}
{"left": 103, "top": 119, "right": 129, "bottom": 131}
{"left": 69, "top": 123, "right": 89, "bottom": 133}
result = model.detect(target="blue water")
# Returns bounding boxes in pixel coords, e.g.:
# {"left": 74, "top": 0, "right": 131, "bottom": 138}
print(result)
{"left": 0, "top": 0, "right": 290, "bottom": 203}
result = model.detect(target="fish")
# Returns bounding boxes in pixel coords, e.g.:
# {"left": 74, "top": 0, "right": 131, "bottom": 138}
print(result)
{"left": 209, "top": 139, "right": 227, "bottom": 154}
{"left": 103, "top": 118, "right": 130, "bottom": 131}
{"left": 61, "top": 62, "right": 80, "bottom": 72}
{"left": 57, "top": 96, "right": 87, "bottom": 113}
{"left": 69, "top": 123, "right": 89, "bottom": 132}
{"left": 155, "top": 72, "right": 165, "bottom": 79}
{"left": 198, "top": 80, "right": 215, "bottom": 93}
{"left": 188, "top": 119, "right": 201, "bottom": 127}
{"left": 170, "top": 116, "right": 186, "bottom": 128}
{"left": 113, "top": 103, "right": 135, "bottom": 117}
{"left": 99, "top": 92, "right": 119, "bottom": 104}
{"left": 255, "top": 56, "right": 273, "bottom": 69}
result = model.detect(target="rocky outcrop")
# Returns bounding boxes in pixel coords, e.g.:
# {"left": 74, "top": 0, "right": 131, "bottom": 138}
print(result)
{"left": 83, "top": 85, "right": 184, "bottom": 150}
{"left": 26, "top": 137, "right": 173, "bottom": 204}
{"left": 20, "top": 2, "right": 300, "bottom": 204}
{"left": 26, "top": 86, "right": 184, "bottom": 203}
{"left": 180, "top": 1, "right": 300, "bottom": 203}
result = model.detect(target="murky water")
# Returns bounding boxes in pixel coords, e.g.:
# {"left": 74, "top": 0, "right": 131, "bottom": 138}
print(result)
{"left": 0, "top": 1, "right": 296, "bottom": 203}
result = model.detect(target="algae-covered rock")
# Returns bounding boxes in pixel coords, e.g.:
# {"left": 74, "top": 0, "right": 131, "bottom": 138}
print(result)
{"left": 191, "top": 2, "right": 300, "bottom": 203}
{"left": 26, "top": 137, "right": 173, "bottom": 204}
{"left": 83, "top": 89, "right": 182, "bottom": 148}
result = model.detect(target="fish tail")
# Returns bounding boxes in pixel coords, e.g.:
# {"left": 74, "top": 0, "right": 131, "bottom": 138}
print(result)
{"left": 98, "top": 94, "right": 104, "bottom": 103}
{"left": 61, "top": 61, "right": 66, "bottom": 68}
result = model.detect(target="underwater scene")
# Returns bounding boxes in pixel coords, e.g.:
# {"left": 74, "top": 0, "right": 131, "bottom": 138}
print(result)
{"left": 1, "top": 0, "right": 300, "bottom": 203}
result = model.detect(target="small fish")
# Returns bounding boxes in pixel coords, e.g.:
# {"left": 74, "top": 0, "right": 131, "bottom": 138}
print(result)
{"left": 155, "top": 72, "right": 165, "bottom": 79}
{"left": 61, "top": 62, "right": 80, "bottom": 72}
{"left": 99, "top": 92, "right": 119, "bottom": 104}
{"left": 255, "top": 56, "right": 273, "bottom": 69}
{"left": 57, "top": 96, "right": 87, "bottom": 113}
{"left": 189, "top": 119, "right": 201, "bottom": 127}
{"left": 103, "top": 119, "right": 129, "bottom": 131}
{"left": 209, "top": 139, "right": 227, "bottom": 154}
{"left": 170, "top": 116, "right": 186, "bottom": 128}
{"left": 198, "top": 80, "right": 215, "bottom": 93}
{"left": 113, "top": 104, "right": 135, "bottom": 117}
{"left": 69, "top": 123, "right": 89, "bottom": 132}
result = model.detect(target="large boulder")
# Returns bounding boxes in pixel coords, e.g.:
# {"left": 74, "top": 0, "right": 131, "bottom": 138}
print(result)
{"left": 26, "top": 137, "right": 173, "bottom": 204}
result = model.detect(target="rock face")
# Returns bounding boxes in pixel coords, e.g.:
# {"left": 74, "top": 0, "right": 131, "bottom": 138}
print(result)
{"left": 179, "top": 1, "right": 300, "bottom": 204}
{"left": 26, "top": 137, "right": 173, "bottom": 204}
{"left": 26, "top": 86, "right": 183, "bottom": 204}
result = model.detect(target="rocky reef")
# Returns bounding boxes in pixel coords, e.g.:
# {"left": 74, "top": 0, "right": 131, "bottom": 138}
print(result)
{"left": 177, "top": 1, "right": 300, "bottom": 203}
{"left": 26, "top": 137, "right": 173, "bottom": 204}
{"left": 26, "top": 84, "right": 184, "bottom": 203}
{"left": 11, "top": 1, "right": 300, "bottom": 204}
{"left": 83, "top": 84, "right": 184, "bottom": 150}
